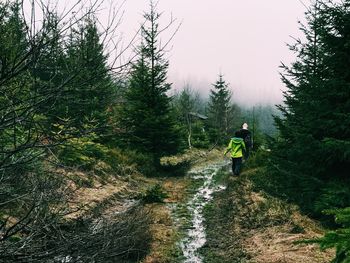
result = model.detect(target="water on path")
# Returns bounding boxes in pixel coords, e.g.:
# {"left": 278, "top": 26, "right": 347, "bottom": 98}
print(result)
{"left": 178, "top": 161, "right": 228, "bottom": 263}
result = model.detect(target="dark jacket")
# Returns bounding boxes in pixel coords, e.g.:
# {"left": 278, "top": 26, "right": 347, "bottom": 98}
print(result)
{"left": 236, "top": 129, "right": 252, "bottom": 148}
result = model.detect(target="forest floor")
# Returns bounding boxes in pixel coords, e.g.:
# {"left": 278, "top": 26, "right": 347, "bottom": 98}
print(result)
{"left": 66, "top": 149, "right": 335, "bottom": 263}
{"left": 143, "top": 150, "right": 335, "bottom": 263}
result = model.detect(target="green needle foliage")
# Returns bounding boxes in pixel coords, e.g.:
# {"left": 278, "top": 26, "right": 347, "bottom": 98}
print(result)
{"left": 314, "top": 208, "right": 350, "bottom": 263}
{"left": 272, "top": 0, "right": 350, "bottom": 209}
{"left": 207, "top": 74, "right": 233, "bottom": 145}
{"left": 60, "top": 16, "right": 115, "bottom": 133}
{"left": 141, "top": 183, "right": 168, "bottom": 203}
{"left": 0, "top": 2, "right": 152, "bottom": 261}
{"left": 270, "top": 0, "right": 350, "bottom": 261}
{"left": 118, "top": 2, "right": 181, "bottom": 168}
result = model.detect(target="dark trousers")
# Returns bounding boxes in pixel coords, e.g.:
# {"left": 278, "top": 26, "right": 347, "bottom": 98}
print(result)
{"left": 231, "top": 157, "right": 242, "bottom": 176}
{"left": 244, "top": 148, "right": 250, "bottom": 160}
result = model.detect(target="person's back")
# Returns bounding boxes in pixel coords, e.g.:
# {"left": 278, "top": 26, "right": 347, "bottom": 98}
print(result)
{"left": 224, "top": 132, "right": 246, "bottom": 176}
{"left": 226, "top": 137, "right": 245, "bottom": 158}
{"left": 236, "top": 123, "right": 252, "bottom": 158}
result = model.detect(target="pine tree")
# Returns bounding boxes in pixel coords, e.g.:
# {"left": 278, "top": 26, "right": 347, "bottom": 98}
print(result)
{"left": 316, "top": 207, "right": 350, "bottom": 263}
{"left": 61, "top": 16, "right": 115, "bottom": 133}
{"left": 272, "top": 3, "right": 350, "bottom": 260}
{"left": 207, "top": 74, "right": 232, "bottom": 145}
{"left": 274, "top": 0, "right": 350, "bottom": 181}
{"left": 119, "top": 2, "right": 180, "bottom": 162}
{"left": 273, "top": 1, "right": 326, "bottom": 180}
{"left": 0, "top": 1, "right": 36, "bottom": 169}
{"left": 30, "top": 12, "right": 66, "bottom": 128}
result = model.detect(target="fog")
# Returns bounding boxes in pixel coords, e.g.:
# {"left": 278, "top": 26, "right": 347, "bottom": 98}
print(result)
{"left": 112, "top": 0, "right": 309, "bottom": 106}
{"left": 27, "top": 0, "right": 309, "bottom": 106}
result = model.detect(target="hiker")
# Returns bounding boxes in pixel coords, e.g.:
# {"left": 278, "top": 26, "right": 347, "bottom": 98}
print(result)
{"left": 235, "top": 122, "right": 253, "bottom": 160}
{"left": 224, "top": 131, "right": 246, "bottom": 176}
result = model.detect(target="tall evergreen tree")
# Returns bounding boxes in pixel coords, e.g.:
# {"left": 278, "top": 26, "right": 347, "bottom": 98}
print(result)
{"left": 60, "top": 16, "right": 115, "bottom": 133}
{"left": 207, "top": 74, "right": 232, "bottom": 145}
{"left": 269, "top": 2, "right": 350, "bottom": 244}
{"left": 119, "top": 1, "right": 180, "bottom": 161}
{"left": 0, "top": 1, "right": 37, "bottom": 169}
{"left": 31, "top": 12, "right": 66, "bottom": 128}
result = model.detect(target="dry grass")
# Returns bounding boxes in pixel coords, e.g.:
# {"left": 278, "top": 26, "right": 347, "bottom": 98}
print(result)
{"left": 162, "top": 177, "right": 190, "bottom": 203}
{"left": 200, "top": 167, "right": 336, "bottom": 263}
{"left": 55, "top": 149, "right": 334, "bottom": 263}
{"left": 142, "top": 204, "right": 178, "bottom": 263}
{"left": 246, "top": 229, "right": 334, "bottom": 263}
{"left": 54, "top": 167, "right": 157, "bottom": 219}
{"left": 160, "top": 148, "right": 224, "bottom": 170}
{"left": 66, "top": 180, "right": 128, "bottom": 218}
{"left": 245, "top": 218, "right": 334, "bottom": 263}
{"left": 203, "top": 171, "right": 335, "bottom": 263}
{"left": 235, "top": 173, "right": 335, "bottom": 263}
{"left": 141, "top": 176, "right": 191, "bottom": 263}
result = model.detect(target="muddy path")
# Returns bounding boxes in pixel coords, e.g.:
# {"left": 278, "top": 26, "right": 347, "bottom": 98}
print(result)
{"left": 161, "top": 159, "right": 229, "bottom": 263}
{"left": 145, "top": 154, "right": 334, "bottom": 263}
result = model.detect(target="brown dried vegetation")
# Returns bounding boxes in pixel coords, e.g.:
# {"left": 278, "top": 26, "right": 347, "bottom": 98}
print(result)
{"left": 202, "top": 170, "right": 335, "bottom": 263}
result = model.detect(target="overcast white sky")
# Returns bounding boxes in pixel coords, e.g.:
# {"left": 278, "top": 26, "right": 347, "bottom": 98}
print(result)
{"left": 109, "top": 0, "right": 309, "bottom": 106}
{"left": 23, "top": 0, "right": 310, "bottom": 106}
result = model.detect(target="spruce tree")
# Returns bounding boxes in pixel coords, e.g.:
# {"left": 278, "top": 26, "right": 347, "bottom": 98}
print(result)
{"left": 119, "top": 2, "right": 180, "bottom": 162}
{"left": 0, "top": 1, "right": 36, "bottom": 169}
{"left": 270, "top": 0, "right": 350, "bottom": 239}
{"left": 207, "top": 74, "right": 232, "bottom": 145}
{"left": 61, "top": 16, "right": 115, "bottom": 133}
{"left": 31, "top": 12, "right": 66, "bottom": 128}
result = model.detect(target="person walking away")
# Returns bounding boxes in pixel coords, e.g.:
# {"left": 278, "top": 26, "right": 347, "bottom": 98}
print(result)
{"left": 224, "top": 131, "right": 246, "bottom": 176}
{"left": 236, "top": 122, "right": 252, "bottom": 159}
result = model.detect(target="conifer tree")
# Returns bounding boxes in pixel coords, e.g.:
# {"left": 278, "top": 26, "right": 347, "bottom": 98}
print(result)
{"left": 272, "top": 4, "right": 350, "bottom": 260}
{"left": 274, "top": 0, "right": 350, "bottom": 182}
{"left": 207, "top": 74, "right": 232, "bottom": 145}
{"left": 0, "top": 1, "right": 36, "bottom": 169}
{"left": 31, "top": 12, "right": 66, "bottom": 128}
{"left": 119, "top": 2, "right": 180, "bottom": 161}
{"left": 62, "top": 16, "right": 115, "bottom": 133}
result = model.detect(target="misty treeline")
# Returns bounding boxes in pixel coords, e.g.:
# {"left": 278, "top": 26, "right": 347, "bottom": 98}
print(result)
{"left": 248, "top": 1, "right": 350, "bottom": 262}
{"left": 0, "top": 0, "right": 275, "bottom": 262}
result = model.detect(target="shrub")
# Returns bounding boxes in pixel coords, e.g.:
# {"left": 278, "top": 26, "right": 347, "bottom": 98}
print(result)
{"left": 191, "top": 121, "right": 210, "bottom": 148}
{"left": 0, "top": 205, "right": 153, "bottom": 263}
{"left": 141, "top": 184, "right": 168, "bottom": 203}
{"left": 58, "top": 139, "right": 147, "bottom": 177}
{"left": 57, "top": 136, "right": 109, "bottom": 170}
{"left": 245, "top": 148, "right": 270, "bottom": 169}
{"left": 123, "top": 150, "right": 157, "bottom": 176}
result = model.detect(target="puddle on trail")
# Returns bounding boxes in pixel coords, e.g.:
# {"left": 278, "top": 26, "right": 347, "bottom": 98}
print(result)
{"left": 175, "top": 161, "right": 228, "bottom": 263}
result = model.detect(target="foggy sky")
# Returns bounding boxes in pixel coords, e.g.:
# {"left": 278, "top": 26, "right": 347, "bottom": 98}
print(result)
{"left": 31, "top": 0, "right": 308, "bottom": 106}
{"left": 113, "top": 0, "right": 308, "bottom": 106}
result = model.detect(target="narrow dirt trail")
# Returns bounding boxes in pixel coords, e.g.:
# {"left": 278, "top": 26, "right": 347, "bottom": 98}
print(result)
{"left": 176, "top": 161, "right": 228, "bottom": 263}
{"left": 142, "top": 149, "right": 227, "bottom": 263}
{"left": 144, "top": 152, "right": 335, "bottom": 263}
